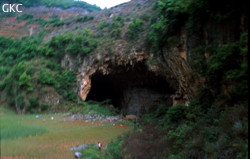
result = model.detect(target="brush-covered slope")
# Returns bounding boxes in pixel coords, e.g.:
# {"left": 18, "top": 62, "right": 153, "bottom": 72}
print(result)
{"left": 0, "top": 0, "right": 248, "bottom": 158}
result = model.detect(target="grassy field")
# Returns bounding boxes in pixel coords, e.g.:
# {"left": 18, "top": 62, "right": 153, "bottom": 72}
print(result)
{"left": 0, "top": 107, "right": 130, "bottom": 159}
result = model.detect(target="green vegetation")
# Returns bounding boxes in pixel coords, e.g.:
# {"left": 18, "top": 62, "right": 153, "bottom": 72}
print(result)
{"left": 76, "top": 16, "right": 94, "bottom": 23}
{"left": 206, "top": 33, "right": 248, "bottom": 103}
{"left": 25, "top": 15, "right": 70, "bottom": 27}
{"left": 125, "top": 0, "right": 248, "bottom": 158}
{"left": 1, "top": 59, "right": 78, "bottom": 112}
{"left": 97, "top": 21, "right": 109, "bottom": 30}
{"left": 17, "top": 14, "right": 34, "bottom": 22}
{"left": 38, "top": 16, "right": 66, "bottom": 27}
{"left": 0, "top": 28, "right": 98, "bottom": 113}
{"left": 96, "top": 16, "right": 125, "bottom": 39}
{"left": 68, "top": 101, "right": 116, "bottom": 116}
{"left": 147, "top": 0, "right": 247, "bottom": 54}
{"left": 128, "top": 18, "right": 144, "bottom": 40}
{"left": 139, "top": 99, "right": 248, "bottom": 158}
{"left": 0, "top": 111, "right": 47, "bottom": 140}
{"left": 77, "top": 136, "right": 124, "bottom": 159}
{"left": 104, "top": 136, "right": 124, "bottom": 159}
{"left": 109, "top": 16, "right": 124, "bottom": 39}
{"left": 0, "top": 107, "right": 130, "bottom": 158}
{"left": 0, "top": 35, "right": 44, "bottom": 112}
{"left": 0, "top": 36, "right": 41, "bottom": 76}
{"left": 25, "top": 15, "right": 94, "bottom": 27}
{"left": 41, "top": 29, "right": 98, "bottom": 60}
{"left": 77, "top": 144, "right": 103, "bottom": 159}
{"left": 0, "top": 0, "right": 248, "bottom": 158}
{"left": 84, "top": 104, "right": 115, "bottom": 116}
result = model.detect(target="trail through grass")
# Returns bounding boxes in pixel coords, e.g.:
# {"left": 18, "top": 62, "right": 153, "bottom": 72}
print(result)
{"left": 0, "top": 107, "right": 130, "bottom": 159}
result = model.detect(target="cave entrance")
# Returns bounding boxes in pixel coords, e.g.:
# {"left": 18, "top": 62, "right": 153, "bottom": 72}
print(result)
{"left": 86, "top": 62, "right": 175, "bottom": 116}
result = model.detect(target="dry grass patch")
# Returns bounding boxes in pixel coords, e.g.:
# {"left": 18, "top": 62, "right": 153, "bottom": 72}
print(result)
{"left": 1, "top": 111, "right": 130, "bottom": 159}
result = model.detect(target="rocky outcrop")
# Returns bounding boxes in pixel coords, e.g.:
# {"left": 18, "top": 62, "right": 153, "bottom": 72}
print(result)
{"left": 77, "top": 49, "right": 149, "bottom": 101}
{"left": 76, "top": 41, "right": 192, "bottom": 115}
{"left": 39, "top": 87, "right": 61, "bottom": 106}
{"left": 65, "top": 0, "right": 247, "bottom": 115}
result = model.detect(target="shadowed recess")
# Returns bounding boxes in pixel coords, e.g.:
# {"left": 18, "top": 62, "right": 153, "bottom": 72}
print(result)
{"left": 86, "top": 62, "right": 176, "bottom": 116}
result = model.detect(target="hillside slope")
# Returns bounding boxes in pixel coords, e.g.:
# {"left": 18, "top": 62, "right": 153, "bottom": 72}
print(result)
{"left": 0, "top": 0, "right": 248, "bottom": 158}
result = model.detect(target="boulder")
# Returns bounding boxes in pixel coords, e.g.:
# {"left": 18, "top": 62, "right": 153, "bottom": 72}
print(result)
{"left": 125, "top": 115, "right": 138, "bottom": 121}
{"left": 74, "top": 152, "right": 82, "bottom": 159}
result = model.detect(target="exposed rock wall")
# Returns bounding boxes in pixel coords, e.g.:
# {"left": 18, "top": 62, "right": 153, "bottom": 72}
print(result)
{"left": 121, "top": 87, "right": 169, "bottom": 116}
{"left": 77, "top": 49, "right": 149, "bottom": 101}
{"left": 76, "top": 45, "right": 185, "bottom": 115}
{"left": 74, "top": 0, "right": 248, "bottom": 115}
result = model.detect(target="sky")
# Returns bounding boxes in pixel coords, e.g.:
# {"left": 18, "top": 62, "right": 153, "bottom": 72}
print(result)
{"left": 82, "top": 0, "right": 131, "bottom": 9}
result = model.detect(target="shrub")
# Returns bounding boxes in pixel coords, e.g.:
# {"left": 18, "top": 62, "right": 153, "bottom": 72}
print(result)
{"left": 66, "top": 30, "right": 98, "bottom": 57}
{"left": 17, "top": 14, "right": 34, "bottom": 22}
{"left": 206, "top": 33, "right": 248, "bottom": 103}
{"left": 78, "top": 144, "right": 101, "bottom": 159}
{"left": 167, "top": 124, "right": 193, "bottom": 149}
{"left": 142, "top": 105, "right": 169, "bottom": 123}
{"left": 128, "top": 19, "right": 144, "bottom": 40}
{"left": 40, "top": 104, "right": 49, "bottom": 111}
{"left": 18, "top": 71, "right": 33, "bottom": 91}
{"left": 45, "top": 60, "right": 61, "bottom": 71}
{"left": 76, "top": 16, "right": 94, "bottom": 23}
{"left": 38, "top": 69, "right": 56, "bottom": 86}
{"left": 200, "top": 127, "right": 218, "bottom": 142}
{"left": 109, "top": 16, "right": 124, "bottom": 30}
{"left": 83, "top": 103, "right": 115, "bottom": 116}
{"left": 166, "top": 104, "right": 187, "bottom": 124}
{"left": 110, "top": 28, "right": 121, "bottom": 39}
{"left": 55, "top": 70, "right": 77, "bottom": 101}
{"left": 44, "top": 29, "right": 98, "bottom": 61}
{"left": 104, "top": 137, "right": 124, "bottom": 159}
{"left": 168, "top": 154, "right": 185, "bottom": 159}
{"left": 140, "top": 14, "right": 150, "bottom": 21}
{"left": 97, "top": 20, "right": 109, "bottom": 30}
{"left": 27, "top": 97, "right": 39, "bottom": 113}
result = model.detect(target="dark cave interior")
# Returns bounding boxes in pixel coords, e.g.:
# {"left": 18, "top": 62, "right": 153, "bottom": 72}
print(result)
{"left": 86, "top": 62, "right": 176, "bottom": 116}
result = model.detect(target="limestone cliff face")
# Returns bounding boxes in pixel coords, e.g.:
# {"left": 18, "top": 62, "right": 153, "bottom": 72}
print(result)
{"left": 75, "top": 37, "right": 193, "bottom": 116}
{"left": 75, "top": 13, "right": 247, "bottom": 116}
{"left": 58, "top": 0, "right": 247, "bottom": 115}
{"left": 159, "top": 13, "right": 247, "bottom": 106}
{"left": 77, "top": 47, "right": 149, "bottom": 101}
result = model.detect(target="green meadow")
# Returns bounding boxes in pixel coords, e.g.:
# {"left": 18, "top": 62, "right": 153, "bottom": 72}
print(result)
{"left": 0, "top": 107, "right": 130, "bottom": 159}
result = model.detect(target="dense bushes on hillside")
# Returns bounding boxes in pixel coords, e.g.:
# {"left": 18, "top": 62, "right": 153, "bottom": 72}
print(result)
{"left": 147, "top": 0, "right": 247, "bottom": 54}
{"left": 1, "top": 58, "right": 77, "bottom": 113}
{"left": 22, "top": 15, "right": 71, "bottom": 27}
{"left": 0, "top": 0, "right": 248, "bottom": 158}
{"left": 116, "top": 0, "right": 249, "bottom": 158}
{"left": 17, "top": 14, "right": 34, "bottom": 22}
{"left": 135, "top": 99, "right": 248, "bottom": 158}
{"left": 96, "top": 16, "right": 125, "bottom": 39}
{"left": 147, "top": 0, "right": 248, "bottom": 105}
{"left": 41, "top": 29, "right": 98, "bottom": 60}
{"left": 128, "top": 18, "right": 144, "bottom": 40}
{"left": 76, "top": 16, "right": 94, "bottom": 23}
{"left": 0, "top": 36, "right": 41, "bottom": 80}
{"left": 206, "top": 33, "right": 248, "bottom": 104}
{"left": 0, "top": 28, "right": 98, "bottom": 113}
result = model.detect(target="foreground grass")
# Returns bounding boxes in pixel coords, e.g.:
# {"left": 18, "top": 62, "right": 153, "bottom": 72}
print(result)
{"left": 0, "top": 107, "right": 130, "bottom": 159}
{"left": 78, "top": 136, "right": 125, "bottom": 159}
{"left": 0, "top": 113, "right": 47, "bottom": 141}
